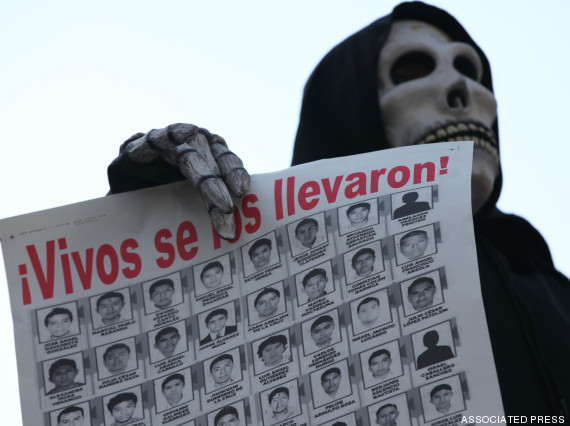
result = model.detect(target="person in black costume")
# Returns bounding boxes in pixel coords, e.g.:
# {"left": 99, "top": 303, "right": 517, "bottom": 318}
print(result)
{"left": 416, "top": 330, "right": 454, "bottom": 369}
{"left": 107, "top": 2, "right": 570, "bottom": 418}
{"left": 288, "top": 2, "right": 570, "bottom": 418}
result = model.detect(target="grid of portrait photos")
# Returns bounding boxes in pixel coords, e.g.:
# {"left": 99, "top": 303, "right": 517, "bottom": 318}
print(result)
{"left": 32, "top": 185, "right": 473, "bottom": 425}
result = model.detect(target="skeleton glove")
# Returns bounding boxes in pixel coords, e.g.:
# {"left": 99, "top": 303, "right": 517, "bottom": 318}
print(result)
{"left": 119, "top": 123, "right": 250, "bottom": 240}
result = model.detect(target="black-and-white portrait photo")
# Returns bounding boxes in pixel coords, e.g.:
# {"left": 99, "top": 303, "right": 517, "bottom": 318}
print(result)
{"left": 260, "top": 380, "right": 301, "bottom": 425}
{"left": 343, "top": 240, "right": 384, "bottom": 285}
{"left": 207, "top": 401, "right": 245, "bottom": 426}
{"left": 253, "top": 331, "right": 293, "bottom": 375}
{"left": 50, "top": 402, "right": 91, "bottom": 426}
{"left": 148, "top": 321, "right": 188, "bottom": 364}
{"left": 302, "top": 310, "right": 342, "bottom": 356}
{"left": 310, "top": 359, "right": 352, "bottom": 408}
{"left": 193, "top": 254, "right": 233, "bottom": 297}
{"left": 90, "top": 288, "right": 133, "bottom": 330}
{"left": 287, "top": 212, "right": 328, "bottom": 257}
{"left": 391, "top": 187, "right": 433, "bottom": 220}
{"left": 420, "top": 375, "right": 466, "bottom": 422}
{"left": 153, "top": 367, "right": 193, "bottom": 413}
{"left": 394, "top": 224, "right": 437, "bottom": 265}
{"left": 412, "top": 321, "right": 456, "bottom": 370}
{"left": 350, "top": 289, "right": 391, "bottom": 336}
{"left": 37, "top": 302, "right": 80, "bottom": 343}
{"left": 96, "top": 337, "right": 138, "bottom": 380}
{"left": 247, "top": 282, "right": 286, "bottom": 326}
{"left": 42, "top": 352, "right": 85, "bottom": 396}
{"left": 198, "top": 302, "right": 239, "bottom": 346}
{"left": 102, "top": 385, "right": 145, "bottom": 426}
{"left": 295, "top": 261, "right": 335, "bottom": 306}
{"left": 142, "top": 272, "right": 184, "bottom": 314}
{"left": 368, "top": 393, "right": 411, "bottom": 426}
{"left": 337, "top": 199, "right": 379, "bottom": 235}
{"left": 360, "top": 340, "right": 403, "bottom": 389}
{"left": 400, "top": 271, "right": 443, "bottom": 316}
{"left": 319, "top": 412, "right": 357, "bottom": 426}
{"left": 241, "top": 232, "right": 280, "bottom": 277}
{"left": 203, "top": 347, "right": 243, "bottom": 394}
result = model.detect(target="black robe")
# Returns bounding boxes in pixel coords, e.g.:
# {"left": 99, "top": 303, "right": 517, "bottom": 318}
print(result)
{"left": 108, "top": 1, "right": 570, "bottom": 418}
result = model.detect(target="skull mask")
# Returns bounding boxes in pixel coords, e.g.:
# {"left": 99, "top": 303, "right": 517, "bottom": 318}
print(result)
{"left": 378, "top": 20, "right": 499, "bottom": 214}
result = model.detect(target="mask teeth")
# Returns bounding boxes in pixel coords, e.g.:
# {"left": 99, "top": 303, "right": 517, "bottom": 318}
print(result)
{"left": 414, "top": 121, "right": 499, "bottom": 162}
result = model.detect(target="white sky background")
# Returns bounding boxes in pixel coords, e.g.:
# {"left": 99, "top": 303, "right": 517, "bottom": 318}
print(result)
{"left": 1, "top": 0, "right": 569, "bottom": 422}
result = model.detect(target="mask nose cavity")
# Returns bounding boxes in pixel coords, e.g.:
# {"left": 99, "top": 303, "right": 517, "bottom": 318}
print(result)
{"left": 447, "top": 88, "right": 466, "bottom": 108}
{"left": 446, "top": 80, "right": 469, "bottom": 110}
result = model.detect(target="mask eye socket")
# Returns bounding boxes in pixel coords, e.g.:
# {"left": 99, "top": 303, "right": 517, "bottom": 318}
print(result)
{"left": 391, "top": 51, "right": 435, "bottom": 85}
{"left": 453, "top": 56, "right": 478, "bottom": 80}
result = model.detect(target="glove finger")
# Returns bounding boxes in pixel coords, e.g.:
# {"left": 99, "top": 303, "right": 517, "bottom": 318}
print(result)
{"left": 178, "top": 133, "right": 236, "bottom": 239}
{"left": 200, "top": 179, "right": 237, "bottom": 240}
{"left": 124, "top": 124, "right": 199, "bottom": 164}
{"left": 209, "top": 136, "right": 251, "bottom": 197}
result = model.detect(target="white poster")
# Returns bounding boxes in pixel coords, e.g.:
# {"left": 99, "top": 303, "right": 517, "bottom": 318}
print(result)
{"left": 0, "top": 142, "right": 504, "bottom": 425}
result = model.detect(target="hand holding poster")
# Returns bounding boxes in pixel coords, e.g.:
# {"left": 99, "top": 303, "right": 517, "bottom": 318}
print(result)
{"left": 0, "top": 142, "right": 505, "bottom": 425}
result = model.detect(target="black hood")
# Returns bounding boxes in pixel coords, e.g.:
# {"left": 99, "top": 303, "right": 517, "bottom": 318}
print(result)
{"left": 291, "top": 1, "right": 502, "bottom": 214}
